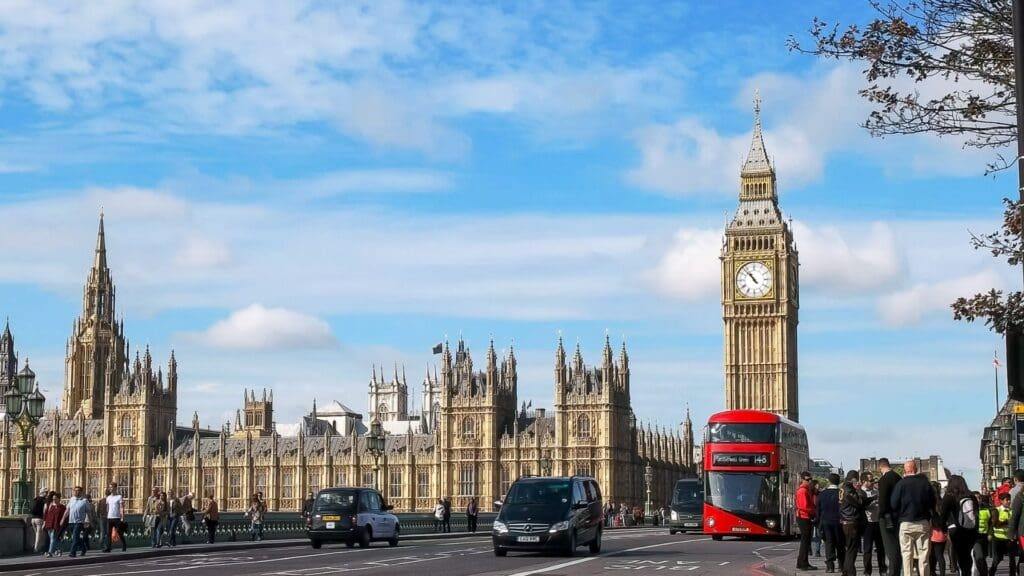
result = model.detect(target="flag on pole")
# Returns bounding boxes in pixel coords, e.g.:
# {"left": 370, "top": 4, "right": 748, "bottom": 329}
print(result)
{"left": 994, "top": 352, "right": 1003, "bottom": 368}
{"left": 432, "top": 342, "right": 443, "bottom": 354}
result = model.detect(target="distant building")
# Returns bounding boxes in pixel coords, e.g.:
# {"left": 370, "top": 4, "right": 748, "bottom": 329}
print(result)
{"left": 860, "top": 455, "right": 950, "bottom": 490}
{"left": 979, "top": 398, "right": 1022, "bottom": 491}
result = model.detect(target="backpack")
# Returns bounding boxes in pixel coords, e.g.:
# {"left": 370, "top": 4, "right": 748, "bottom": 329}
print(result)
{"left": 953, "top": 497, "right": 977, "bottom": 530}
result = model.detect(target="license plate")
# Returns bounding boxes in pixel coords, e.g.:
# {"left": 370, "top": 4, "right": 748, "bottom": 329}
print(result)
{"left": 684, "top": 523, "right": 699, "bottom": 528}
{"left": 322, "top": 515, "right": 341, "bottom": 521}
{"left": 732, "top": 527, "right": 750, "bottom": 532}
{"left": 325, "top": 522, "right": 335, "bottom": 529}
{"left": 517, "top": 536, "right": 541, "bottom": 543}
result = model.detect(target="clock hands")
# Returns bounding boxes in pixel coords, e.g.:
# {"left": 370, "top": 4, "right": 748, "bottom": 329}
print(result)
{"left": 745, "top": 270, "right": 759, "bottom": 285}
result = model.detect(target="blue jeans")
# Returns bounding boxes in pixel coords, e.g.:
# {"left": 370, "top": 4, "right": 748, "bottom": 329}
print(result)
{"left": 151, "top": 521, "right": 163, "bottom": 547}
{"left": 250, "top": 522, "right": 263, "bottom": 541}
{"left": 167, "top": 516, "right": 179, "bottom": 546}
{"left": 68, "top": 523, "right": 86, "bottom": 555}
{"left": 47, "top": 528, "right": 60, "bottom": 555}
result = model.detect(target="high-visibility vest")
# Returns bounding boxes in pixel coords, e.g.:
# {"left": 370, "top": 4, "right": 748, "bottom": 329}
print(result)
{"left": 993, "top": 507, "right": 1010, "bottom": 540}
{"left": 978, "top": 507, "right": 991, "bottom": 535}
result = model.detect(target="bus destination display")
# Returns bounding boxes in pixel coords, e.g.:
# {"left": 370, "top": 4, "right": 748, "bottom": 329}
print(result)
{"left": 712, "top": 453, "right": 770, "bottom": 467}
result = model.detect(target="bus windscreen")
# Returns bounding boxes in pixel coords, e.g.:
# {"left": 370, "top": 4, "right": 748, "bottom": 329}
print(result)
{"left": 705, "top": 471, "right": 779, "bottom": 516}
{"left": 707, "top": 422, "right": 777, "bottom": 444}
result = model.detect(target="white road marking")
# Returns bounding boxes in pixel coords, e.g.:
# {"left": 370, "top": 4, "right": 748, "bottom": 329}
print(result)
{"left": 76, "top": 546, "right": 405, "bottom": 576}
{"left": 505, "top": 537, "right": 711, "bottom": 576}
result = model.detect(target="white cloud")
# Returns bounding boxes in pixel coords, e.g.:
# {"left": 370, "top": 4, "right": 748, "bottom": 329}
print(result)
{"left": 297, "top": 170, "right": 453, "bottom": 197}
{"left": 649, "top": 229, "right": 722, "bottom": 300}
{"left": 878, "top": 268, "right": 1004, "bottom": 327}
{"left": 627, "top": 64, "right": 1007, "bottom": 196}
{"left": 176, "top": 236, "right": 232, "bottom": 268}
{"left": 794, "top": 221, "right": 905, "bottom": 294}
{"left": 196, "top": 304, "right": 337, "bottom": 350}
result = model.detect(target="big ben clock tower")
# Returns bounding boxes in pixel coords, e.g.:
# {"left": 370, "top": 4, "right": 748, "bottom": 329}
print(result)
{"left": 721, "top": 93, "right": 800, "bottom": 421}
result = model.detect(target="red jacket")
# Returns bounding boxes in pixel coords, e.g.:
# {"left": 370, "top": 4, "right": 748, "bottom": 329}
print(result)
{"left": 996, "top": 482, "right": 1012, "bottom": 500}
{"left": 796, "top": 484, "right": 816, "bottom": 520}
{"left": 43, "top": 502, "right": 65, "bottom": 530}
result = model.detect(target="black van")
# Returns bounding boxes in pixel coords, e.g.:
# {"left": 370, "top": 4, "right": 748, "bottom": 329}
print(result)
{"left": 306, "top": 487, "right": 400, "bottom": 549}
{"left": 668, "top": 478, "right": 703, "bottom": 535}
{"left": 492, "top": 475, "right": 603, "bottom": 557}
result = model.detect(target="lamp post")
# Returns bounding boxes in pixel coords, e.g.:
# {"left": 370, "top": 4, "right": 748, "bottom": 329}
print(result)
{"left": 643, "top": 463, "right": 653, "bottom": 518}
{"left": 540, "top": 451, "right": 552, "bottom": 477}
{"left": 367, "top": 419, "right": 385, "bottom": 492}
{"left": 5, "top": 362, "right": 46, "bottom": 515}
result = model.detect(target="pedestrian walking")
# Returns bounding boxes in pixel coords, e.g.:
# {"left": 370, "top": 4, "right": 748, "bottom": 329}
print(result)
{"left": 247, "top": 494, "right": 266, "bottom": 541}
{"left": 143, "top": 487, "right": 159, "bottom": 547}
{"left": 818, "top": 473, "right": 844, "bottom": 573}
{"left": 861, "top": 472, "right": 886, "bottom": 576}
{"left": 61, "top": 486, "right": 89, "bottom": 558}
{"left": 795, "top": 471, "right": 817, "bottom": 571}
{"left": 181, "top": 492, "right": 195, "bottom": 541}
{"left": 44, "top": 493, "right": 66, "bottom": 558}
{"left": 1008, "top": 469, "right": 1024, "bottom": 574}
{"left": 442, "top": 497, "right": 451, "bottom": 533}
{"left": 972, "top": 492, "right": 993, "bottom": 575}
{"left": 202, "top": 493, "right": 219, "bottom": 544}
{"left": 840, "top": 470, "right": 868, "bottom": 576}
{"left": 302, "top": 492, "right": 315, "bottom": 523}
{"left": 466, "top": 497, "right": 479, "bottom": 533}
{"left": 167, "top": 491, "right": 182, "bottom": 547}
{"left": 939, "top": 474, "right": 980, "bottom": 576}
{"left": 433, "top": 499, "right": 445, "bottom": 532}
{"left": 877, "top": 458, "right": 903, "bottom": 576}
{"left": 83, "top": 493, "right": 98, "bottom": 551}
{"left": 31, "top": 489, "right": 47, "bottom": 553}
{"left": 152, "top": 491, "right": 169, "bottom": 548}
{"left": 96, "top": 490, "right": 109, "bottom": 552}
{"left": 103, "top": 483, "right": 126, "bottom": 553}
{"left": 991, "top": 492, "right": 1012, "bottom": 575}
{"left": 890, "top": 459, "right": 935, "bottom": 576}
{"left": 929, "top": 481, "right": 948, "bottom": 576}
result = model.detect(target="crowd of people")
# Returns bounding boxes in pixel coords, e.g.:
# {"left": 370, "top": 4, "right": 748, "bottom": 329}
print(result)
{"left": 29, "top": 482, "right": 269, "bottom": 559}
{"left": 602, "top": 501, "right": 665, "bottom": 527}
{"left": 794, "top": 458, "right": 1024, "bottom": 576}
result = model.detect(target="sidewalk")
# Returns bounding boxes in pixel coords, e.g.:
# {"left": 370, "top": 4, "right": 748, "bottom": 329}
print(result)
{"left": 0, "top": 531, "right": 491, "bottom": 572}
{"left": 757, "top": 542, "right": 802, "bottom": 576}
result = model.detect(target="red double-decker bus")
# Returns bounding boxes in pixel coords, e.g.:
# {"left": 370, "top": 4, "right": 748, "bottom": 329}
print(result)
{"left": 703, "top": 410, "right": 809, "bottom": 540}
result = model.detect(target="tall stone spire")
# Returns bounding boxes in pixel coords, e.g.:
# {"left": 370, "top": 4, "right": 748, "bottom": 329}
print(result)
{"left": 94, "top": 211, "right": 108, "bottom": 273}
{"left": 737, "top": 90, "right": 778, "bottom": 204}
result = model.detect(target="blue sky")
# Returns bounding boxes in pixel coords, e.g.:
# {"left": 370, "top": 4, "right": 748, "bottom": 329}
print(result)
{"left": 0, "top": 1, "right": 1013, "bottom": 486}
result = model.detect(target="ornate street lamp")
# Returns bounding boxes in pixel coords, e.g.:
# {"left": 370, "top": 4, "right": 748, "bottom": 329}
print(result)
{"left": 366, "top": 419, "right": 385, "bottom": 492}
{"left": 644, "top": 463, "right": 653, "bottom": 518}
{"left": 540, "top": 451, "right": 552, "bottom": 476}
{"left": 6, "top": 362, "right": 45, "bottom": 515}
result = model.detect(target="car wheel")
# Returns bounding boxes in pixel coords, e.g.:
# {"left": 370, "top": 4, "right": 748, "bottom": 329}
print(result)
{"left": 588, "top": 527, "right": 602, "bottom": 554}
{"left": 564, "top": 530, "right": 577, "bottom": 557}
{"left": 669, "top": 529, "right": 677, "bottom": 535}
{"left": 358, "top": 526, "right": 372, "bottom": 548}
{"left": 494, "top": 547, "right": 507, "bottom": 557}
{"left": 310, "top": 539, "right": 323, "bottom": 550}
{"left": 389, "top": 525, "right": 400, "bottom": 547}
{"left": 712, "top": 534, "right": 723, "bottom": 541}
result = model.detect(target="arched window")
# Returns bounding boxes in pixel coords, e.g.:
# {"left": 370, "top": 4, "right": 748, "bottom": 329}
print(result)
{"left": 120, "top": 415, "right": 133, "bottom": 438}
{"left": 378, "top": 403, "right": 388, "bottom": 422}
{"left": 577, "top": 414, "right": 591, "bottom": 439}
{"left": 462, "top": 417, "right": 476, "bottom": 439}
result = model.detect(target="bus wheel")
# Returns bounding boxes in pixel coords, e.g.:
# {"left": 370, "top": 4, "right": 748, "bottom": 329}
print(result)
{"left": 669, "top": 529, "right": 677, "bottom": 535}
{"left": 712, "top": 535, "right": 723, "bottom": 541}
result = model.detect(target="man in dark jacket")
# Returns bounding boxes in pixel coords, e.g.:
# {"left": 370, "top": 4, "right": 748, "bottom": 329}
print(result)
{"left": 840, "top": 470, "right": 869, "bottom": 576}
{"left": 889, "top": 460, "right": 934, "bottom": 576}
{"left": 31, "top": 489, "right": 48, "bottom": 553}
{"left": 818, "top": 473, "right": 844, "bottom": 573}
{"left": 875, "top": 458, "right": 902, "bottom": 576}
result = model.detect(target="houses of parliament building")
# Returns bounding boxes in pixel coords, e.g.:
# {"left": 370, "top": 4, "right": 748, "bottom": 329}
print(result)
{"left": 0, "top": 216, "right": 693, "bottom": 514}
{"left": 0, "top": 99, "right": 799, "bottom": 515}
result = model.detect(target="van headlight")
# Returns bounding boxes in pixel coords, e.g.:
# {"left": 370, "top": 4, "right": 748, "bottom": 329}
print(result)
{"left": 493, "top": 521, "right": 508, "bottom": 534}
{"left": 549, "top": 521, "right": 571, "bottom": 533}
{"left": 671, "top": 511, "right": 678, "bottom": 521}
{"left": 766, "top": 519, "right": 777, "bottom": 529}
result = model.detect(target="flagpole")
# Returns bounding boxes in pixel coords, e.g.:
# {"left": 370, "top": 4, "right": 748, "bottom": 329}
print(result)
{"left": 996, "top": 350, "right": 1002, "bottom": 414}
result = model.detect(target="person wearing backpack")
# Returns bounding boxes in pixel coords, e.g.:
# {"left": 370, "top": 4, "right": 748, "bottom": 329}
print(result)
{"left": 940, "top": 475, "right": 980, "bottom": 576}
{"left": 990, "top": 492, "right": 1012, "bottom": 576}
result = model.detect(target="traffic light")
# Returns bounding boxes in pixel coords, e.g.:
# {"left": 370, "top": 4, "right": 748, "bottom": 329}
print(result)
{"left": 1007, "top": 329, "right": 1024, "bottom": 402}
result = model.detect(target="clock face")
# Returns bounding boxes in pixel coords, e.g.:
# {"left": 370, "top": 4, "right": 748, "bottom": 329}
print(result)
{"left": 736, "top": 261, "right": 773, "bottom": 298}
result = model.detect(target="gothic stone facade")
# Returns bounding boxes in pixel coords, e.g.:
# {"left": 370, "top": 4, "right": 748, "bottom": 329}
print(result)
{"left": 0, "top": 216, "right": 693, "bottom": 514}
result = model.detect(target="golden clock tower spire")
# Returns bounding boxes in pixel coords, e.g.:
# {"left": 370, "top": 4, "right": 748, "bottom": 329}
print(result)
{"left": 721, "top": 94, "right": 800, "bottom": 421}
